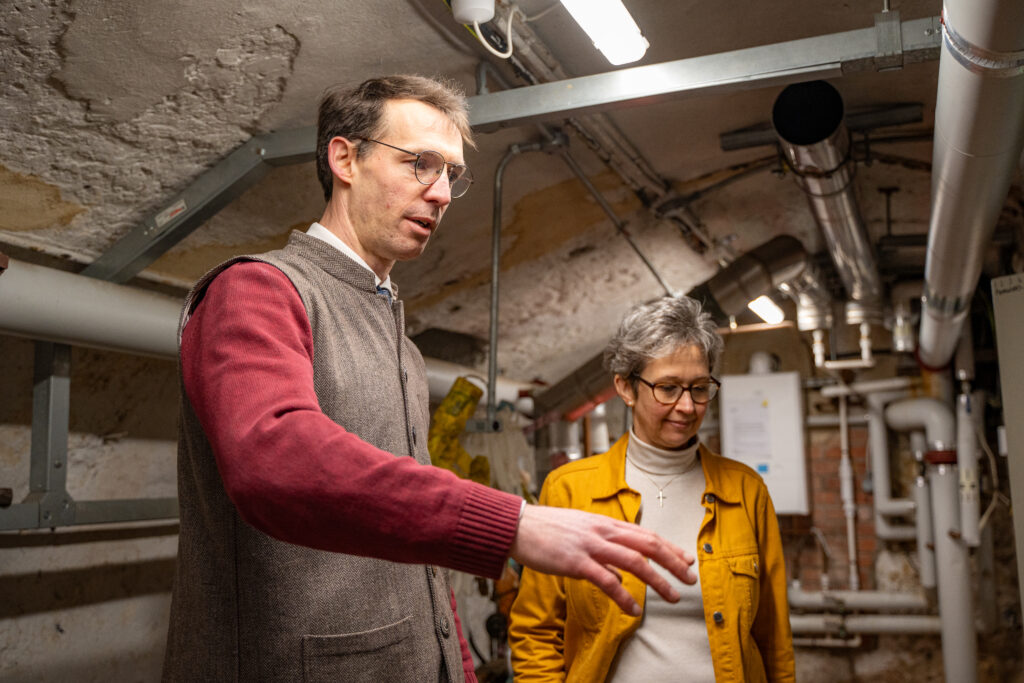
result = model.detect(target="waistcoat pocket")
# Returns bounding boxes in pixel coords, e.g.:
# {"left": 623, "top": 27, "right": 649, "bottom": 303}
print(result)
{"left": 302, "top": 616, "right": 414, "bottom": 682}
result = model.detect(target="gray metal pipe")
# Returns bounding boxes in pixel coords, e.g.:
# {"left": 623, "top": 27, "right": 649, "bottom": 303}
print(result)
{"left": 918, "top": 0, "right": 1024, "bottom": 368}
{"left": 772, "top": 80, "right": 884, "bottom": 325}
{"left": 488, "top": 142, "right": 544, "bottom": 425}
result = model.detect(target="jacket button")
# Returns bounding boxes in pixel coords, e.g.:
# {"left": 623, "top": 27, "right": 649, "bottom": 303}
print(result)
{"left": 703, "top": 542, "right": 713, "bottom": 553}
{"left": 713, "top": 611, "right": 724, "bottom": 624}
{"left": 705, "top": 493, "right": 716, "bottom": 504}
{"left": 431, "top": 566, "right": 438, "bottom": 577}
{"left": 412, "top": 426, "right": 417, "bottom": 445}
{"left": 440, "top": 616, "right": 451, "bottom": 638}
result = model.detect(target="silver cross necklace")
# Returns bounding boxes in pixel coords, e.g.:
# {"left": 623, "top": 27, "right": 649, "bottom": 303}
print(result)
{"left": 627, "top": 456, "right": 700, "bottom": 508}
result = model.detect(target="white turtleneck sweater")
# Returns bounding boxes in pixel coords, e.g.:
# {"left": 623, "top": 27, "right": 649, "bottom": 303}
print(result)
{"left": 607, "top": 430, "right": 716, "bottom": 683}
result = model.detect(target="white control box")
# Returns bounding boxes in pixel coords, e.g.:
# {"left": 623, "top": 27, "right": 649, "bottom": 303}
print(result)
{"left": 719, "top": 371, "right": 809, "bottom": 514}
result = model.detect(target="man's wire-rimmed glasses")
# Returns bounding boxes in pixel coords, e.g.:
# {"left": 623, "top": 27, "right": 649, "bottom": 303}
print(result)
{"left": 631, "top": 375, "right": 721, "bottom": 405}
{"left": 360, "top": 139, "right": 474, "bottom": 198}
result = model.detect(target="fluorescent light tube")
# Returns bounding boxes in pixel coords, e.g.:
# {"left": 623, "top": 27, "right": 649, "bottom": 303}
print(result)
{"left": 560, "top": 0, "right": 649, "bottom": 65}
{"left": 747, "top": 295, "right": 786, "bottom": 325}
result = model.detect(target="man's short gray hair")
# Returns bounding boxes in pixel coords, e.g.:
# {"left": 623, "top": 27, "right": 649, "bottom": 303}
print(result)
{"left": 603, "top": 295, "right": 724, "bottom": 378}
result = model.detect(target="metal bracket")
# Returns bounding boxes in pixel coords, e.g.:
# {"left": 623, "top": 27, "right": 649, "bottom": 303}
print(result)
{"left": 0, "top": 341, "right": 179, "bottom": 531}
{"left": 875, "top": 11, "right": 904, "bottom": 71}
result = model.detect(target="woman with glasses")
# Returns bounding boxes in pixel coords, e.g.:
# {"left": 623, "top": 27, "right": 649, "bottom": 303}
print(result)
{"left": 508, "top": 295, "right": 794, "bottom": 682}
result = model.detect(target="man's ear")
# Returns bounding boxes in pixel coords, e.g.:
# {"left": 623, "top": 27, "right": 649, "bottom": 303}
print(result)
{"left": 613, "top": 374, "right": 637, "bottom": 407}
{"left": 327, "top": 136, "right": 357, "bottom": 185}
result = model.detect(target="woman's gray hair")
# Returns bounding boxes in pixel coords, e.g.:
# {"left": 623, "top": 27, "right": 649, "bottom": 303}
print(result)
{"left": 603, "top": 295, "right": 724, "bottom": 378}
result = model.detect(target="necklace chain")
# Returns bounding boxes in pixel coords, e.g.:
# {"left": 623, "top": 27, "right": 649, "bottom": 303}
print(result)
{"left": 626, "top": 455, "right": 699, "bottom": 508}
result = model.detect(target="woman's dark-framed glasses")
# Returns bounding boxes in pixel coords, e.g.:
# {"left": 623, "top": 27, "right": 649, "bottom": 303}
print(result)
{"left": 632, "top": 375, "right": 721, "bottom": 405}
{"left": 361, "top": 139, "right": 473, "bottom": 198}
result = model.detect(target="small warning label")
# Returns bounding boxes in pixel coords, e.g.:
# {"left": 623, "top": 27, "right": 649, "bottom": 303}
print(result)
{"left": 155, "top": 198, "right": 188, "bottom": 228}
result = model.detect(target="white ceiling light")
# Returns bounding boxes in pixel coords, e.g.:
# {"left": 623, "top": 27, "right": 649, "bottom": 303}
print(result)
{"left": 559, "top": 0, "right": 649, "bottom": 65}
{"left": 747, "top": 295, "right": 786, "bottom": 325}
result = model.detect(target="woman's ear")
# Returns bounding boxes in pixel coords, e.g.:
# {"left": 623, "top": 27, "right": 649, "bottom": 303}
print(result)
{"left": 613, "top": 374, "right": 636, "bottom": 408}
{"left": 327, "top": 136, "right": 357, "bottom": 185}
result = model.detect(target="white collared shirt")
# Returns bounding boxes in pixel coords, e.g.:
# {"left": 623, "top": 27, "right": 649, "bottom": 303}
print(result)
{"left": 306, "top": 222, "right": 394, "bottom": 296}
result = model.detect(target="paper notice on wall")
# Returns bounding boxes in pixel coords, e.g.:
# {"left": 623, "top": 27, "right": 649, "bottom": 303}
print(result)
{"left": 724, "top": 396, "right": 773, "bottom": 463}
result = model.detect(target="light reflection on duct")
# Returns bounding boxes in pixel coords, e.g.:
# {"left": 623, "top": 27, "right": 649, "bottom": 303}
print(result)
{"left": 772, "top": 80, "right": 884, "bottom": 326}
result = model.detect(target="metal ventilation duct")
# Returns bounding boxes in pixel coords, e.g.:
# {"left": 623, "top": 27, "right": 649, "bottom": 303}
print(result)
{"left": 772, "top": 80, "right": 884, "bottom": 325}
{"left": 918, "top": 0, "right": 1024, "bottom": 369}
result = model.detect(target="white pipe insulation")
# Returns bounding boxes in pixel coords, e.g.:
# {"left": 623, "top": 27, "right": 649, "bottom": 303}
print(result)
{"left": 0, "top": 257, "right": 181, "bottom": 358}
{"left": 790, "top": 613, "right": 942, "bottom": 636}
{"left": 0, "top": 256, "right": 535, "bottom": 408}
{"left": 821, "top": 378, "right": 918, "bottom": 541}
{"left": 885, "top": 398, "right": 956, "bottom": 451}
{"left": 867, "top": 390, "right": 917, "bottom": 541}
{"left": 911, "top": 431, "right": 938, "bottom": 590}
{"left": 788, "top": 588, "right": 929, "bottom": 612}
{"left": 917, "top": 0, "right": 1024, "bottom": 368}
{"left": 929, "top": 463, "right": 978, "bottom": 683}
{"left": 957, "top": 392, "right": 981, "bottom": 547}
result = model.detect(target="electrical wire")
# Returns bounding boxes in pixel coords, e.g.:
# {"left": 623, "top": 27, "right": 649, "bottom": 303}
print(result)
{"left": 472, "top": 6, "right": 521, "bottom": 59}
{"left": 523, "top": 2, "right": 560, "bottom": 22}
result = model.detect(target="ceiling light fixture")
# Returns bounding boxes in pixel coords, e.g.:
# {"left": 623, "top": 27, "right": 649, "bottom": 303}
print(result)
{"left": 747, "top": 295, "right": 786, "bottom": 325}
{"left": 559, "top": 0, "right": 649, "bottom": 65}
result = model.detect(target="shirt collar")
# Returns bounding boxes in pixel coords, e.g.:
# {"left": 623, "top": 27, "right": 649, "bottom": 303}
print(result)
{"left": 307, "top": 222, "right": 394, "bottom": 295}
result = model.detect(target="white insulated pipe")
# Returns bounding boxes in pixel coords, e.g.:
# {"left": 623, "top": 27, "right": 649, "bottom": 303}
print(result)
{"left": 867, "top": 390, "right": 916, "bottom": 541}
{"left": 918, "top": 0, "right": 1024, "bottom": 368}
{"left": 790, "top": 613, "right": 942, "bottom": 635}
{"left": 929, "top": 463, "right": 978, "bottom": 683}
{"left": 0, "top": 257, "right": 182, "bottom": 358}
{"left": 885, "top": 398, "right": 956, "bottom": 452}
{"left": 913, "top": 430, "right": 938, "bottom": 590}
{"left": 838, "top": 396, "right": 860, "bottom": 590}
{"left": 788, "top": 588, "right": 929, "bottom": 612}
{"left": 957, "top": 392, "right": 981, "bottom": 547}
{"left": 0, "top": 256, "right": 534, "bottom": 408}
{"left": 820, "top": 376, "right": 914, "bottom": 398}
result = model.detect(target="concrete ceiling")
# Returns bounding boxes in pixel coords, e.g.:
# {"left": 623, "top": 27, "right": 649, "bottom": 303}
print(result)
{"left": 3, "top": 0, "right": 1001, "bottom": 387}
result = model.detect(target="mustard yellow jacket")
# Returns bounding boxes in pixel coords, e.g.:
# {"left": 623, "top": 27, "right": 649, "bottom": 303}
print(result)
{"left": 508, "top": 433, "right": 794, "bottom": 682}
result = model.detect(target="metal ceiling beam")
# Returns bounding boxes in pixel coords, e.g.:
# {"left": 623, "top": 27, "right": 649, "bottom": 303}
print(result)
{"left": 468, "top": 15, "right": 941, "bottom": 130}
{"left": 83, "top": 15, "right": 941, "bottom": 283}
{"left": 81, "top": 127, "right": 314, "bottom": 284}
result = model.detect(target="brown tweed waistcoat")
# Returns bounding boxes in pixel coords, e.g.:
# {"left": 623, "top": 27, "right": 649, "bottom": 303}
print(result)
{"left": 163, "top": 231, "right": 464, "bottom": 682}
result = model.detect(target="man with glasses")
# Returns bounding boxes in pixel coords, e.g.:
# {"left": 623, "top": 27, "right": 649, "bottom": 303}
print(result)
{"left": 164, "top": 75, "right": 697, "bottom": 683}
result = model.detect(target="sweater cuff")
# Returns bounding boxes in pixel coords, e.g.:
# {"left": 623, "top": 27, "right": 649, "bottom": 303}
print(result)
{"left": 449, "top": 484, "right": 522, "bottom": 579}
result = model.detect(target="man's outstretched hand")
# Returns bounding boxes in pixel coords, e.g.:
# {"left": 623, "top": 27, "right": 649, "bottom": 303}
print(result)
{"left": 509, "top": 504, "right": 698, "bottom": 616}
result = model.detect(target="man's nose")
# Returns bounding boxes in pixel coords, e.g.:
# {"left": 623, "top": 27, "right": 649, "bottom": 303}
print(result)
{"left": 423, "top": 170, "right": 452, "bottom": 205}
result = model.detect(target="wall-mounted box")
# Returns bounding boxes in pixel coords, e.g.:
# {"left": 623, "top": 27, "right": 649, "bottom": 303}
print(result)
{"left": 719, "top": 371, "right": 809, "bottom": 514}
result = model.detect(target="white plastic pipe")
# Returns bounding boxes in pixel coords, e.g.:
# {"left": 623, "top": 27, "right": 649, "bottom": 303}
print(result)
{"left": 0, "top": 256, "right": 533, "bottom": 407}
{"left": 912, "top": 431, "right": 937, "bottom": 590}
{"left": 788, "top": 588, "right": 929, "bottom": 612}
{"left": 929, "top": 463, "right": 978, "bottom": 683}
{"left": 820, "top": 376, "right": 913, "bottom": 398}
{"left": 790, "top": 613, "right": 942, "bottom": 635}
{"left": 838, "top": 396, "right": 859, "bottom": 590}
{"left": 885, "top": 398, "right": 956, "bottom": 451}
{"left": 867, "top": 391, "right": 916, "bottom": 518}
{"left": 957, "top": 392, "right": 981, "bottom": 547}
{"left": 0, "top": 257, "right": 182, "bottom": 358}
